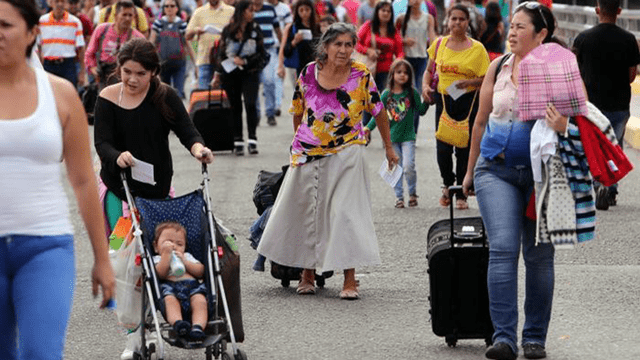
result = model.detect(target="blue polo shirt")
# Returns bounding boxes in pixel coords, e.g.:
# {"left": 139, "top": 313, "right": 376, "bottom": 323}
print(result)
{"left": 253, "top": 3, "right": 279, "bottom": 49}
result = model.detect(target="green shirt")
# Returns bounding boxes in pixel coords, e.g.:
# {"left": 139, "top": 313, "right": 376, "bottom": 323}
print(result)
{"left": 366, "top": 88, "right": 428, "bottom": 143}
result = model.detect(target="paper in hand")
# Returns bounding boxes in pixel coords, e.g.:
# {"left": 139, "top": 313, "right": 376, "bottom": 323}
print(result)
{"left": 221, "top": 58, "right": 237, "bottom": 73}
{"left": 446, "top": 80, "right": 467, "bottom": 100}
{"left": 203, "top": 25, "right": 222, "bottom": 35}
{"left": 379, "top": 159, "right": 403, "bottom": 188}
{"left": 131, "top": 157, "right": 155, "bottom": 185}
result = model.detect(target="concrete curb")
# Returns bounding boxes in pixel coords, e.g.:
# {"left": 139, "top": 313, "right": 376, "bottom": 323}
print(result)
{"left": 625, "top": 116, "right": 640, "bottom": 150}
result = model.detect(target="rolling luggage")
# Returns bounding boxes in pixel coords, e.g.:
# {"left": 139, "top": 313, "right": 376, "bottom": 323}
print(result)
{"left": 426, "top": 186, "right": 493, "bottom": 347}
{"left": 189, "top": 89, "right": 234, "bottom": 152}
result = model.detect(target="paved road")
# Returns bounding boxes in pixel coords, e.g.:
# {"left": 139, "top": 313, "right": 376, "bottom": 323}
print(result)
{"left": 62, "top": 78, "right": 640, "bottom": 360}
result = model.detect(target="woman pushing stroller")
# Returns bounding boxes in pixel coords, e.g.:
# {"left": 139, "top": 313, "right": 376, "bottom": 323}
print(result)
{"left": 93, "top": 37, "right": 213, "bottom": 359}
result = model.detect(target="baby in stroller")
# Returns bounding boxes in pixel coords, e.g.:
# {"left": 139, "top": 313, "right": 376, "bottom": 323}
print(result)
{"left": 153, "top": 221, "right": 208, "bottom": 340}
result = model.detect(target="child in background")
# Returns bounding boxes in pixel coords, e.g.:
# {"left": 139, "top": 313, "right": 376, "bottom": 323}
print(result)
{"left": 153, "top": 221, "right": 208, "bottom": 340}
{"left": 365, "top": 59, "right": 428, "bottom": 208}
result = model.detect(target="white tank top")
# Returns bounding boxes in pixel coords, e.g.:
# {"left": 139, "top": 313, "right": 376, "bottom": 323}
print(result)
{"left": 404, "top": 12, "right": 429, "bottom": 59}
{"left": 0, "top": 67, "right": 73, "bottom": 237}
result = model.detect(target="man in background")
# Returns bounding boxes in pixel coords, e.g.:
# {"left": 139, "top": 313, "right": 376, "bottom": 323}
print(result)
{"left": 573, "top": 0, "right": 640, "bottom": 209}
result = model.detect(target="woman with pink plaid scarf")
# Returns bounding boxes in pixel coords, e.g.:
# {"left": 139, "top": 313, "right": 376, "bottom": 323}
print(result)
{"left": 461, "top": 2, "right": 566, "bottom": 360}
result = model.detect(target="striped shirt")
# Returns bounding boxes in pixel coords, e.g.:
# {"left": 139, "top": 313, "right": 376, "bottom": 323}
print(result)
{"left": 38, "top": 12, "right": 84, "bottom": 60}
{"left": 253, "top": 3, "right": 280, "bottom": 49}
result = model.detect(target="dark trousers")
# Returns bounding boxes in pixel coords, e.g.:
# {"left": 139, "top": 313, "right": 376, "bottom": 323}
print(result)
{"left": 43, "top": 58, "right": 77, "bottom": 88}
{"left": 434, "top": 91, "right": 479, "bottom": 189}
{"left": 223, "top": 70, "right": 260, "bottom": 142}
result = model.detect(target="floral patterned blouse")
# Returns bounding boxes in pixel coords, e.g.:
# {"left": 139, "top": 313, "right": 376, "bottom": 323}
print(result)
{"left": 289, "top": 61, "right": 383, "bottom": 167}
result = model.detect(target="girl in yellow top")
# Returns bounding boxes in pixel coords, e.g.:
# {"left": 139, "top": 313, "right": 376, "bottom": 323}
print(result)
{"left": 422, "top": 4, "right": 489, "bottom": 209}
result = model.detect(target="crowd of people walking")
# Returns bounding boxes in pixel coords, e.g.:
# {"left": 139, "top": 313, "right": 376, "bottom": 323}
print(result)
{"left": 3, "top": 0, "right": 638, "bottom": 359}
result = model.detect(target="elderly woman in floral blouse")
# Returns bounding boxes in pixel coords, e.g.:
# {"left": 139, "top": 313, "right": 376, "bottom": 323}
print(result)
{"left": 257, "top": 23, "right": 398, "bottom": 300}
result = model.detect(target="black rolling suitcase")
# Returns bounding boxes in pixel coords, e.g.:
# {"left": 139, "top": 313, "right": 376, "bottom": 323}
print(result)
{"left": 189, "top": 88, "right": 234, "bottom": 152}
{"left": 426, "top": 186, "right": 494, "bottom": 347}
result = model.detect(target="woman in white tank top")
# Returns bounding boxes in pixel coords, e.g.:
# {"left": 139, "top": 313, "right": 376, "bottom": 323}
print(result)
{"left": 0, "top": 1, "right": 115, "bottom": 359}
{"left": 396, "top": 0, "right": 437, "bottom": 134}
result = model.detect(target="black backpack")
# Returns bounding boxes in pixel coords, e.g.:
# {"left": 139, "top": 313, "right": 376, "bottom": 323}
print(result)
{"left": 252, "top": 165, "right": 289, "bottom": 215}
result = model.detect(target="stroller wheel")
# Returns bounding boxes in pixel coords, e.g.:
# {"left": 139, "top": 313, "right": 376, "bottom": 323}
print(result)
{"left": 221, "top": 352, "right": 231, "bottom": 360}
{"left": 281, "top": 279, "right": 290, "bottom": 288}
{"left": 234, "top": 349, "right": 248, "bottom": 360}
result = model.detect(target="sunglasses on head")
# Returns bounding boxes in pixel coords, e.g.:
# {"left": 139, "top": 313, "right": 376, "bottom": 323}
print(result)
{"left": 517, "top": 1, "right": 549, "bottom": 30}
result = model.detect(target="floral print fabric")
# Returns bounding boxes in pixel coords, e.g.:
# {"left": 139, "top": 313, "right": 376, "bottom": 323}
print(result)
{"left": 289, "top": 61, "right": 383, "bottom": 167}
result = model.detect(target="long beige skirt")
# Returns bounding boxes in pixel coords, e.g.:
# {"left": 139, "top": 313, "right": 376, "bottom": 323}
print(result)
{"left": 257, "top": 145, "right": 381, "bottom": 272}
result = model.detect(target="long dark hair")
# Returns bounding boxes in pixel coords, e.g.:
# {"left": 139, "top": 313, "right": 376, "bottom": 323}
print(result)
{"left": 3, "top": 0, "right": 41, "bottom": 56}
{"left": 401, "top": 0, "right": 420, "bottom": 37}
{"left": 484, "top": 2, "right": 502, "bottom": 26}
{"left": 386, "top": 59, "right": 416, "bottom": 109}
{"left": 225, "top": 0, "right": 253, "bottom": 39}
{"left": 371, "top": 1, "right": 395, "bottom": 37}
{"left": 514, "top": 2, "right": 558, "bottom": 44}
{"left": 292, "top": 0, "right": 319, "bottom": 37}
{"left": 116, "top": 38, "right": 176, "bottom": 122}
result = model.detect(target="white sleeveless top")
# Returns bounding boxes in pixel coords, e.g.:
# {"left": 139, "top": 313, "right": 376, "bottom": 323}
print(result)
{"left": 0, "top": 67, "right": 73, "bottom": 237}
{"left": 404, "top": 12, "right": 429, "bottom": 59}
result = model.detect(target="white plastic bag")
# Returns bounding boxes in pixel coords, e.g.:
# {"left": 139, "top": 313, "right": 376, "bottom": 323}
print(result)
{"left": 112, "top": 234, "right": 143, "bottom": 331}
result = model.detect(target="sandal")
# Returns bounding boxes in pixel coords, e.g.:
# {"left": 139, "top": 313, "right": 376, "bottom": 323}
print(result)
{"left": 340, "top": 288, "right": 360, "bottom": 300}
{"left": 456, "top": 198, "right": 469, "bottom": 210}
{"left": 439, "top": 187, "right": 451, "bottom": 207}
{"left": 408, "top": 195, "right": 418, "bottom": 207}
{"left": 173, "top": 320, "right": 191, "bottom": 337}
{"left": 189, "top": 324, "right": 206, "bottom": 340}
{"left": 395, "top": 199, "right": 405, "bottom": 208}
{"left": 296, "top": 269, "right": 316, "bottom": 295}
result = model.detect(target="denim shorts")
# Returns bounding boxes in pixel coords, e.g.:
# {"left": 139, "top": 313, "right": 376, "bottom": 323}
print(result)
{"left": 160, "top": 280, "right": 207, "bottom": 313}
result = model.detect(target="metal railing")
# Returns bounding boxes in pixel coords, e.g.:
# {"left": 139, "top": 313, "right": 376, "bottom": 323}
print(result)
{"left": 554, "top": 4, "right": 640, "bottom": 46}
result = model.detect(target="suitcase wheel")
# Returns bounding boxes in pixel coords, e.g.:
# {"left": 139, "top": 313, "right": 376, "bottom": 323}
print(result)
{"left": 485, "top": 337, "right": 493, "bottom": 347}
{"left": 445, "top": 335, "right": 457, "bottom": 347}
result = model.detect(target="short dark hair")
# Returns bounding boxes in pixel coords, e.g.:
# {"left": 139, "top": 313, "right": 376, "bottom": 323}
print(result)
{"left": 598, "top": 0, "right": 620, "bottom": 16}
{"left": 2, "top": 0, "right": 41, "bottom": 56}
{"left": 115, "top": 0, "right": 136, "bottom": 14}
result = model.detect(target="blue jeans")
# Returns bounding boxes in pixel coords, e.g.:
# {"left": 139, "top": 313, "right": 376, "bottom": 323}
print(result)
{"left": 406, "top": 57, "right": 428, "bottom": 134}
{"left": 257, "top": 47, "right": 279, "bottom": 118}
{"left": 0, "top": 234, "right": 75, "bottom": 360}
{"left": 197, "top": 64, "right": 214, "bottom": 90}
{"left": 598, "top": 110, "right": 630, "bottom": 195}
{"left": 474, "top": 157, "right": 555, "bottom": 353}
{"left": 161, "top": 59, "right": 187, "bottom": 99}
{"left": 392, "top": 141, "right": 417, "bottom": 200}
{"left": 43, "top": 58, "right": 78, "bottom": 88}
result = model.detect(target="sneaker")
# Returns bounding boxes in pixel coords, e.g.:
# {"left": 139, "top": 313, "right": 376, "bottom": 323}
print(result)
{"left": 267, "top": 116, "right": 277, "bottom": 126}
{"left": 234, "top": 142, "right": 244, "bottom": 156}
{"left": 595, "top": 185, "right": 609, "bottom": 210}
{"left": 173, "top": 320, "right": 191, "bottom": 337}
{"left": 523, "top": 343, "right": 547, "bottom": 359}
{"left": 247, "top": 140, "right": 259, "bottom": 155}
{"left": 189, "top": 324, "right": 206, "bottom": 340}
{"left": 485, "top": 342, "right": 517, "bottom": 360}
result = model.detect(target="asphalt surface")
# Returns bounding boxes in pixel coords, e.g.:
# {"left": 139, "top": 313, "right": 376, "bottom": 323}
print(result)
{"left": 61, "top": 76, "right": 640, "bottom": 360}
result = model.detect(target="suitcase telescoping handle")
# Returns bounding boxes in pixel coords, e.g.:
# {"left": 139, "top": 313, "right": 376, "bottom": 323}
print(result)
{"left": 207, "top": 84, "right": 224, "bottom": 109}
{"left": 447, "top": 185, "right": 486, "bottom": 247}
